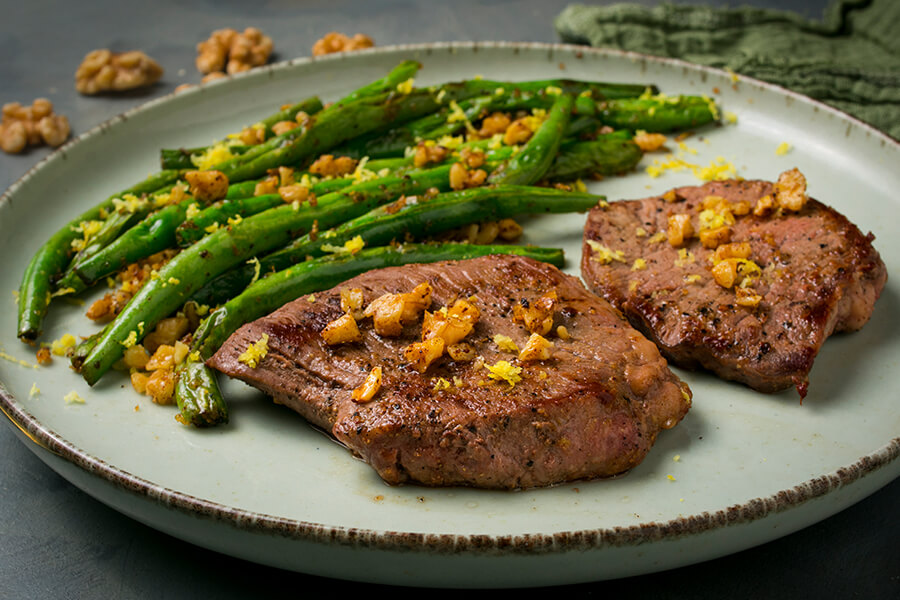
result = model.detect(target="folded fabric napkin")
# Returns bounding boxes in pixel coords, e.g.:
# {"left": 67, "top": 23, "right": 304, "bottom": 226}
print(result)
{"left": 555, "top": 0, "right": 900, "bottom": 139}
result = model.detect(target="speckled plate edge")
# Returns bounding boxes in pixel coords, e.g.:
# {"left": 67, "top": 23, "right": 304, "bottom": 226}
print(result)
{"left": 1, "top": 40, "right": 899, "bottom": 559}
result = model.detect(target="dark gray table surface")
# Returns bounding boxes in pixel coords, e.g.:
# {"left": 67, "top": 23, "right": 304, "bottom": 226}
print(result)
{"left": 2, "top": 1, "right": 897, "bottom": 597}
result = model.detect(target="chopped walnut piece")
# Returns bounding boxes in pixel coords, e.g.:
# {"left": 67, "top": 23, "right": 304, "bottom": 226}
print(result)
{"left": 75, "top": 49, "right": 163, "bottom": 94}
{"left": 735, "top": 287, "right": 763, "bottom": 308}
{"left": 459, "top": 147, "right": 486, "bottom": 168}
{"left": 503, "top": 118, "right": 534, "bottom": 145}
{"left": 196, "top": 28, "right": 273, "bottom": 75}
{"left": 240, "top": 126, "right": 266, "bottom": 146}
{"left": 364, "top": 282, "right": 433, "bottom": 336}
{"left": 278, "top": 184, "right": 312, "bottom": 205}
{"left": 446, "top": 342, "right": 476, "bottom": 362}
{"left": 130, "top": 372, "right": 150, "bottom": 395}
{"left": 351, "top": 366, "right": 383, "bottom": 402}
{"left": 661, "top": 189, "right": 682, "bottom": 203}
{"left": 270, "top": 120, "right": 300, "bottom": 136}
{"left": 312, "top": 32, "right": 374, "bottom": 56}
{"left": 413, "top": 141, "right": 449, "bottom": 168}
{"left": 277, "top": 166, "right": 295, "bottom": 187}
{"left": 774, "top": 168, "right": 808, "bottom": 212}
{"left": 449, "top": 162, "right": 487, "bottom": 191}
{"left": 145, "top": 368, "right": 176, "bottom": 404}
{"left": 403, "top": 337, "right": 445, "bottom": 373}
{"left": 122, "top": 345, "right": 151, "bottom": 370}
{"left": 713, "top": 242, "right": 752, "bottom": 262}
{"left": 340, "top": 288, "right": 365, "bottom": 319}
{"left": 143, "top": 316, "right": 190, "bottom": 353}
{"left": 633, "top": 132, "right": 667, "bottom": 152}
{"left": 321, "top": 313, "right": 362, "bottom": 345}
{"left": 518, "top": 333, "right": 554, "bottom": 362}
{"left": 667, "top": 213, "right": 694, "bottom": 247}
{"left": 35, "top": 347, "right": 52, "bottom": 365}
{"left": 513, "top": 291, "right": 557, "bottom": 335}
{"left": 711, "top": 259, "right": 739, "bottom": 289}
{"left": 731, "top": 200, "right": 751, "bottom": 216}
{"left": 1, "top": 99, "right": 70, "bottom": 154}
{"left": 185, "top": 170, "right": 229, "bottom": 202}
{"left": 497, "top": 218, "right": 523, "bottom": 241}
{"left": 254, "top": 175, "right": 279, "bottom": 196}
{"left": 478, "top": 112, "right": 511, "bottom": 138}
{"left": 309, "top": 154, "right": 358, "bottom": 177}
{"left": 422, "top": 299, "right": 480, "bottom": 346}
{"left": 753, "top": 194, "right": 776, "bottom": 217}
{"left": 698, "top": 225, "right": 731, "bottom": 249}
{"left": 468, "top": 221, "right": 500, "bottom": 244}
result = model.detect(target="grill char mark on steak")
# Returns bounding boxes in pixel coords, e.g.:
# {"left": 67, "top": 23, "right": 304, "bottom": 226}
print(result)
{"left": 581, "top": 179, "right": 887, "bottom": 397}
{"left": 208, "top": 255, "right": 691, "bottom": 489}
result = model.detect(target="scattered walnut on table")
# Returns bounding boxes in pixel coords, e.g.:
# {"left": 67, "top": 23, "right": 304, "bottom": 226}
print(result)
{"left": 75, "top": 49, "right": 163, "bottom": 95}
{"left": 196, "top": 27, "right": 273, "bottom": 78}
{"left": 0, "top": 99, "right": 70, "bottom": 154}
{"left": 312, "top": 32, "right": 374, "bottom": 56}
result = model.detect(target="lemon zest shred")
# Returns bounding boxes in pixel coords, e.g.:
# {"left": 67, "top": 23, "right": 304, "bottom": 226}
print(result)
{"left": 238, "top": 333, "right": 269, "bottom": 368}
{"left": 485, "top": 360, "right": 523, "bottom": 388}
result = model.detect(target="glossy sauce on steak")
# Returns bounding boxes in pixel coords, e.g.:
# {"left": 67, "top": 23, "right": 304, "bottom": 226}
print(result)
{"left": 581, "top": 172, "right": 887, "bottom": 397}
{"left": 208, "top": 255, "right": 691, "bottom": 489}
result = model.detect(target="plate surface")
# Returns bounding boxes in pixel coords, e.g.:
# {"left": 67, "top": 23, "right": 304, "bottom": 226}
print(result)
{"left": 1, "top": 43, "right": 898, "bottom": 588}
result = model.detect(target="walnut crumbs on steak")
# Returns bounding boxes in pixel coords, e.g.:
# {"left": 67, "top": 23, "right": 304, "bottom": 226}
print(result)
{"left": 208, "top": 255, "right": 691, "bottom": 489}
{"left": 581, "top": 169, "right": 887, "bottom": 398}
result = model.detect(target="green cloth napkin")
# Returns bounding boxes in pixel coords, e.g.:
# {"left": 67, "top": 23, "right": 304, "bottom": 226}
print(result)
{"left": 555, "top": 0, "right": 900, "bottom": 139}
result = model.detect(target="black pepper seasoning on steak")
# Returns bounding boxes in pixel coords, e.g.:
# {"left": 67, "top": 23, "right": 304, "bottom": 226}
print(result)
{"left": 208, "top": 255, "right": 691, "bottom": 489}
{"left": 581, "top": 177, "right": 887, "bottom": 397}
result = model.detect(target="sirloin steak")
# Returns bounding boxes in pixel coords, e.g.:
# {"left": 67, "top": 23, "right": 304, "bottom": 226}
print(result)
{"left": 581, "top": 171, "right": 887, "bottom": 397}
{"left": 209, "top": 255, "right": 691, "bottom": 489}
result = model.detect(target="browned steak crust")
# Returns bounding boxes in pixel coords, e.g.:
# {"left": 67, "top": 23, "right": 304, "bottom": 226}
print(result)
{"left": 581, "top": 178, "right": 887, "bottom": 397}
{"left": 208, "top": 255, "right": 691, "bottom": 489}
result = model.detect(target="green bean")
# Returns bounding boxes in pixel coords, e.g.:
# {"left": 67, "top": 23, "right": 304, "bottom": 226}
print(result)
{"left": 160, "top": 145, "right": 252, "bottom": 170}
{"left": 488, "top": 93, "right": 573, "bottom": 185}
{"left": 159, "top": 96, "right": 324, "bottom": 169}
{"left": 598, "top": 95, "right": 719, "bottom": 132}
{"left": 72, "top": 198, "right": 200, "bottom": 287}
{"left": 332, "top": 59, "right": 421, "bottom": 105}
{"left": 55, "top": 201, "right": 156, "bottom": 294}
{"left": 174, "top": 358, "right": 228, "bottom": 427}
{"left": 193, "top": 184, "right": 597, "bottom": 306}
{"left": 545, "top": 134, "right": 643, "bottom": 180}
{"left": 77, "top": 163, "right": 461, "bottom": 385}
{"left": 175, "top": 195, "right": 286, "bottom": 247}
{"left": 17, "top": 169, "right": 183, "bottom": 342}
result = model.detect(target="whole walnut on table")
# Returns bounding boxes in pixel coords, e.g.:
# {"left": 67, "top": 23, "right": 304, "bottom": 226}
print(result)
{"left": 0, "top": 99, "right": 70, "bottom": 154}
{"left": 196, "top": 27, "right": 273, "bottom": 76}
{"left": 75, "top": 49, "right": 164, "bottom": 95}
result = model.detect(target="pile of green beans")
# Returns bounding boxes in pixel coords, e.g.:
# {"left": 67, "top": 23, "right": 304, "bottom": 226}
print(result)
{"left": 15, "top": 60, "right": 720, "bottom": 427}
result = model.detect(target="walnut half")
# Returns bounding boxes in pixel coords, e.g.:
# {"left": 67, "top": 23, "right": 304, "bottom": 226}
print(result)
{"left": 1, "top": 99, "right": 70, "bottom": 154}
{"left": 75, "top": 49, "right": 163, "bottom": 95}
{"left": 312, "top": 32, "right": 374, "bottom": 56}
{"left": 196, "top": 28, "right": 273, "bottom": 77}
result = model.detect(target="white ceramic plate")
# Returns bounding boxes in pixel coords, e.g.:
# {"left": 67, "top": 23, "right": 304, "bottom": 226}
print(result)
{"left": 1, "top": 43, "right": 898, "bottom": 588}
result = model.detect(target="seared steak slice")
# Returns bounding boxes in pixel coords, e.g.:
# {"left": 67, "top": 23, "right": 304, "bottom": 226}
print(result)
{"left": 209, "top": 255, "right": 691, "bottom": 489}
{"left": 581, "top": 174, "right": 887, "bottom": 397}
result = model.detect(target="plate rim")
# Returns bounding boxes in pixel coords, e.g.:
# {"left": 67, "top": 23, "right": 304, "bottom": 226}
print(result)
{"left": 2, "top": 40, "right": 899, "bottom": 556}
